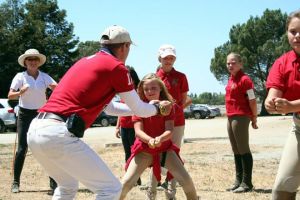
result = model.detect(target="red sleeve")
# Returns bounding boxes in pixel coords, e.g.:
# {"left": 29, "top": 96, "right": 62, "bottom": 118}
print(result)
{"left": 132, "top": 115, "right": 142, "bottom": 123}
{"left": 111, "top": 65, "right": 134, "bottom": 93}
{"left": 165, "top": 106, "right": 175, "bottom": 121}
{"left": 243, "top": 76, "right": 254, "bottom": 91}
{"left": 266, "top": 59, "right": 285, "bottom": 91}
{"left": 181, "top": 74, "right": 189, "bottom": 93}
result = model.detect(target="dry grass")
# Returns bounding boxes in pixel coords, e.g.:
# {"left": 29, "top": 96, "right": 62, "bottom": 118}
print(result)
{"left": 0, "top": 139, "right": 286, "bottom": 200}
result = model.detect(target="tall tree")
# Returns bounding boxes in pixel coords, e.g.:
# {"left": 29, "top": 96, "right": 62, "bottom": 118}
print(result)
{"left": 75, "top": 41, "right": 99, "bottom": 61}
{"left": 210, "top": 9, "right": 291, "bottom": 115}
{"left": 0, "top": 0, "right": 79, "bottom": 97}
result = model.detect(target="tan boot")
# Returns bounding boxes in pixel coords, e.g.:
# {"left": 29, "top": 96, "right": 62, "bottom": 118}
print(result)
{"left": 272, "top": 191, "right": 296, "bottom": 200}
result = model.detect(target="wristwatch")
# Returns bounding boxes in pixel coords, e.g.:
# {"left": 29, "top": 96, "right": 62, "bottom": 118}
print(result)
{"left": 154, "top": 103, "right": 169, "bottom": 116}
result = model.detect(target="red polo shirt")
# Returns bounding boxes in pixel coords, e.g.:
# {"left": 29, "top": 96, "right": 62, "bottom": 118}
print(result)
{"left": 225, "top": 70, "right": 254, "bottom": 117}
{"left": 126, "top": 107, "right": 179, "bottom": 182}
{"left": 40, "top": 51, "right": 134, "bottom": 128}
{"left": 266, "top": 50, "right": 300, "bottom": 101}
{"left": 156, "top": 68, "right": 189, "bottom": 126}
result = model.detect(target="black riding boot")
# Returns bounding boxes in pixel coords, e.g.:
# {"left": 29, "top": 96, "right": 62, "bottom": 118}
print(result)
{"left": 226, "top": 154, "right": 243, "bottom": 191}
{"left": 233, "top": 153, "right": 253, "bottom": 193}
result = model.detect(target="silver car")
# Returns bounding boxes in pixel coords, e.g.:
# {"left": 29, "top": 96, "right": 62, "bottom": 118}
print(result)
{"left": 0, "top": 99, "right": 17, "bottom": 133}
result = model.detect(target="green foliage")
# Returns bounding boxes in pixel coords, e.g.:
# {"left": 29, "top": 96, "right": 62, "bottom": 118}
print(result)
{"left": 189, "top": 92, "right": 225, "bottom": 105}
{"left": 210, "top": 9, "right": 290, "bottom": 99}
{"left": 75, "top": 41, "right": 100, "bottom": 60}
{"left": 0, "top": 0, "right": 79, "bottom": 97}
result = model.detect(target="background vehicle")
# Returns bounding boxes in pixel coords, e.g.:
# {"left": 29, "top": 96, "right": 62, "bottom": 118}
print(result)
{"left": 92, "top": 111, "right": 118, "bottom": 127}
{"left": 184, "top": 104, "right": 210, "bottom": 119}
{"left": 0, "top": 99, "right": 17, "bottom": 133}
{"left": 198, "top": 104, "right": 222, "bottom": 118}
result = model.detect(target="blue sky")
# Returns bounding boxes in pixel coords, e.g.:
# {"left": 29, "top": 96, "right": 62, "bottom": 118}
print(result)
{"left": 55, "top": 1, "right": 296, "bottom": 95}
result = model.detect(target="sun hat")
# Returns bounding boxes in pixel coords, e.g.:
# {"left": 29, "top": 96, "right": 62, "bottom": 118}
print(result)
{"left": 18, "top": 49, "right": 46, "bottom": 67}
{"left": 100, "top": 25, "right": 134, "bottom": 45}
{"left": 158, "top": 44, "right": 176, "bottom": 58}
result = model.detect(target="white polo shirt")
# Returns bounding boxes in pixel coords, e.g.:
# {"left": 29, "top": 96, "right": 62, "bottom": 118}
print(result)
{"left": 10, "top": 71, "right": 56, "bottom": 109}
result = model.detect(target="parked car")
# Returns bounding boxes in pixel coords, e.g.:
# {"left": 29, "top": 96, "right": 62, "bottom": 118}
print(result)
{"left": 184, "top": 104, "right": 210, "bottom": 119}
{"left": 197, "top": 104, "right": 221, "bottom": 118}
{"left": 92, "top": 111, "right": 118, "bottom": 127}
{"left": 0, "top": 99, "right": 17, "bottom": 133}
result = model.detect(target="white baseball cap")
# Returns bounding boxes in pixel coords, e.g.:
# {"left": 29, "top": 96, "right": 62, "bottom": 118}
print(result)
{"left": 100, "top": 25, "right": 133, "bottom": 44}
{"left": 158, "top": 44, "right": 176, "bottom": 58}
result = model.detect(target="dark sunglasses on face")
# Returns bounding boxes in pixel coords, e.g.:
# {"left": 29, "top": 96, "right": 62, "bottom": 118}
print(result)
{"left": 26, "top": 57, "right": 39, "bottom": 61}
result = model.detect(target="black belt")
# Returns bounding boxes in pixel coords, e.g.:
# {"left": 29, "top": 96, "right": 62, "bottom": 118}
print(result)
{"left": 36, "top": 112, "right": 68, "bottom": 122}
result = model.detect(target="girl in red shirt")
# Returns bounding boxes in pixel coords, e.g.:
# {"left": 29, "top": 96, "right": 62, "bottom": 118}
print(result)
{"left": 119, "top": 73, "right": 198, "bottom": 200}
{"left": 225, "top": 52, "right": 258, "bottom": 193}
{"left": 265, "top": 10, "right": 300, "bottom": 200}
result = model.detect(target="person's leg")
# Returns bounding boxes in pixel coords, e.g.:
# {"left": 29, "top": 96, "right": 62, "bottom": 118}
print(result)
{"left": 230, "top": 116, "right": 253, "bottom": 193}
{"left": 28, "top": 119, "right": 122, "bottom": 200}
{"left": 120, "top": 152, "right": 153, "bottom": 200}
{"left": 12, "top": 109, "right": 36, "bottom": 192}
{"left": 165, "top": 151, "right": 198, "bottom": 200}
{"left": 165, "top": 126, "right": 185, "bottom": 195}
{"left": 272, "top": 118, "right": 300, "bottom": 200}
{"left": 226, "top": 117, "right": 243, "bottom": 191}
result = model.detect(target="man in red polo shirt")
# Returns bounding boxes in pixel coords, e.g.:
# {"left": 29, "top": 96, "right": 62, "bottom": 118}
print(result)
{"left": 156, "top": 44, "right": 191, "bottom": 199}
{"left": 26, "top": 25, "right": 172, "bottom": 200}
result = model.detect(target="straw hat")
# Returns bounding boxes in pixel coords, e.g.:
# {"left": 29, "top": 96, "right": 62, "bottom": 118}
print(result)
{"left": 18, "top": 49, "right": 46, "bottom": 67}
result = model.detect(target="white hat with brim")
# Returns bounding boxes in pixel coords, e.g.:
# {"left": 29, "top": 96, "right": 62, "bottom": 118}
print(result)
{"left": 100, "top": 25, "right": 134, "bottom": 45}
{"left": 158, "top": 44, "right": 176, "bottom": 58}
{"left": 18, "top": 49, "right": 46, "bottom": 67}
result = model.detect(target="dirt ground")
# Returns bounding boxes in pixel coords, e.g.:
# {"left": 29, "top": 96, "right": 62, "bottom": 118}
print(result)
{"left": 0, "top": 137, "right": 289, "bottom": 200}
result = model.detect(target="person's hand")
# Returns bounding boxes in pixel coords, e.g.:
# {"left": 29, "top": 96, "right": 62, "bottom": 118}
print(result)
{"left": 264, "top": 96, "right": 277, "bottom": 114}
{"left": 158, "top": 100, "right": 172, "bottom": 116}
{"left": 154, "top": 136, "right": 162, "bottom": 147}
{"left": 115, "top": 128, "right": 120, "bottom": 138}
{"left": 19, "top": 84, "right": 29, "bottom": 96}
{"left": 251, "top": 116, "right": 258, "bottom": 129}
{"left": 273, "top": 98, "right": 292, "bottom": 114}
{"left": 148, "top": 138, "right": 156, "bottom": 149}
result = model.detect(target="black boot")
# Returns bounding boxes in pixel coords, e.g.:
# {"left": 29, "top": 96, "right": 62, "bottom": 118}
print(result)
{"left": 226, "top": 154, "right": 243, "bottom": 191}
{"left": 47, "top": 177, "right": 57, "bottom": 195}
{"left": 233, "top": 153, "right": 253, "bottom": 193}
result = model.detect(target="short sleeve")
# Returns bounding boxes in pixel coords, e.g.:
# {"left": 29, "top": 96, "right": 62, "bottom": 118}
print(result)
{"left": 10, "top": 73, "right": 23, "bottom": 91}
{"left": 42, "top": 72, "right": 57, "bottom": 86}
{"left": 242, "top": 77, "right": 254, "bottom": 91}
{"left": 181, "top": 74, "right": 189, "bottom": 93}
{"left": 111, "top": 65, "right": 134, "bottom": 93}
{"left": 132, "top": 115, "right": 142, "bottom": 123}
{"left": 266, "top": 59, "right": 285, "bottom": 91}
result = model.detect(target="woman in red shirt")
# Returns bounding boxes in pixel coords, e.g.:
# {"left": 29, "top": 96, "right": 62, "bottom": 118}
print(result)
{"left": 265, "top": 10, "right": 300, "bottom": 200}
{"left": 225, "top": 52, "right": 258, "bottom": 193}
{"left": 119, "top": 73, "right": 198, "bottom": 200}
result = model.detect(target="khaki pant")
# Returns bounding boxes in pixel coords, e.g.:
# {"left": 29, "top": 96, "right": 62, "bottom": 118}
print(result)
{"left": 120, "top": 151, "right": 197, "bottom": 200}
{"left": 273, "top": 114, "right": 300, "bottom": 193}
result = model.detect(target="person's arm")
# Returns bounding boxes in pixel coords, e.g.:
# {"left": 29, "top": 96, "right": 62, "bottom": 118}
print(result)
{"left": 249, "top": 99, "right": 258, "bottom": 129}
{"left": 264, "top": 88, "right": 283, "bottom": 114}
{"left": 134, "top": 121, "right": 154, "bottom": 146}
{"left": 183, "top": 95, "right": 192, "bottom": 108}
{"left": 273, "top": 98, "right": 300, "bottom": 114}
{"left": 105, "top": 90, "right": 172, "bottom": 117}
{"left": 8, "top": 86, "right": 29, "bottom": 100}
{"left": 115, "top": 117, "right": 121, "bottom": 138}
{"left": 154, "top": 120, "right": 173, "bottom": 147}
{"left": 48, "top": 83, "right": 57, "bottom": 91}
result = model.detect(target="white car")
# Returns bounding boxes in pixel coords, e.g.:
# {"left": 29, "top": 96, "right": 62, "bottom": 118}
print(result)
{"left": 196, "top": 104, "right": 221, "bottom": 118}
{"left": 0, "top": 99, "right": 17, "bottom": 133}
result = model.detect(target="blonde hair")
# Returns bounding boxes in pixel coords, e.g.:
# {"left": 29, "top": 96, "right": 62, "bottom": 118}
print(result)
{"left": 137, "top": 73, "right": 173, "bottom": 102}
{"left": 227, "top": 52, "right": 243, "bottom": 63}
{"left": 286, "top": 10, "right": 300, "bottom": 30}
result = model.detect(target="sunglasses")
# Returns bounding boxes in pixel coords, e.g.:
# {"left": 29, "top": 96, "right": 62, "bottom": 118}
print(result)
{"left": 26, "top": 57, "right": 39, "bottom": 61}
